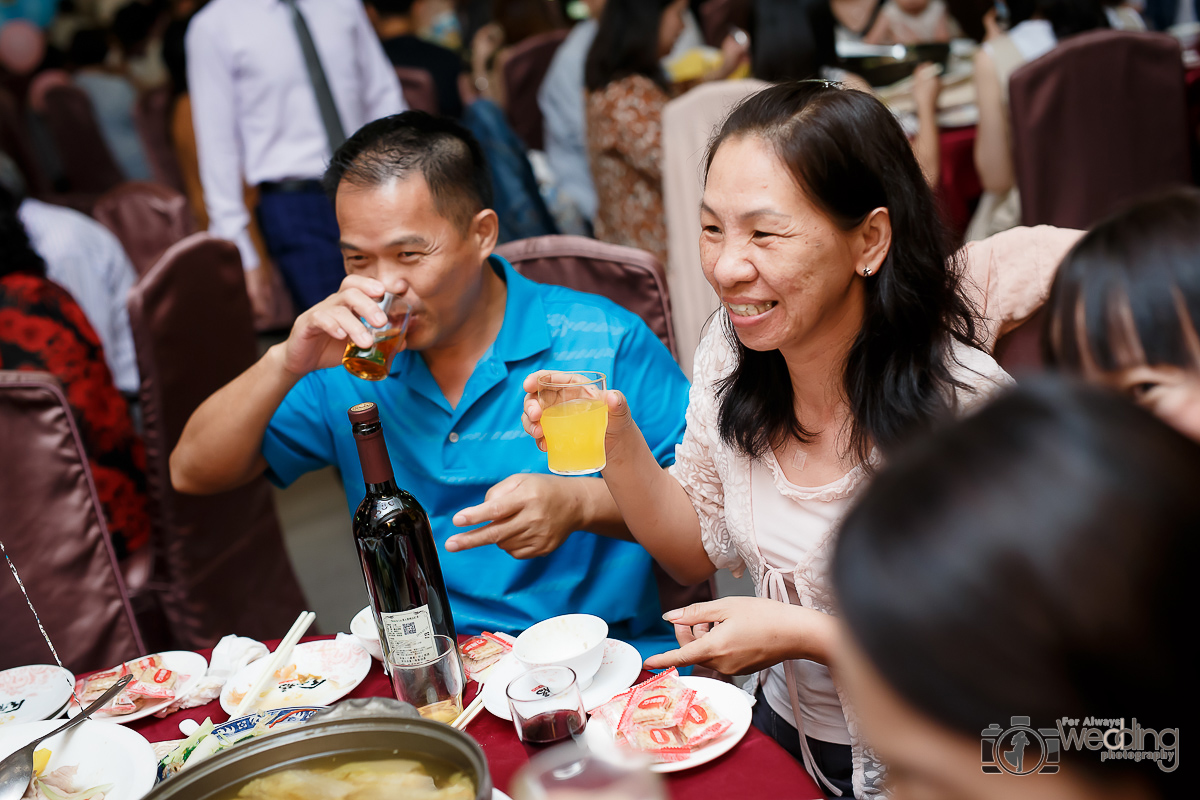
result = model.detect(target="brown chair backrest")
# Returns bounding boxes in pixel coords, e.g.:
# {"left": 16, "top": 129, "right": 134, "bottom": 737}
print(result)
{"left": 135, "top": 86, "right": 186, "bottom": 193}
{"left": 93, "top": 182, "right": 197, "bottom": 277}
{"left": 127, "top": 234, "right": 306, "bottom": 649}
{"left": 1009, "top": 30, "right": 1191, "bottom": 230}
{"left": 395, "top": 66, "right": 440, "bottom": 116}
{"left": 992, "top": 305, "right": 1048, "bottom": 378}
{"left": 0, "top": 371, "right": 145, "bottom": 673}
{"left": 41, "top": 83, "right": 125, "bottom": 194}
{"left": 502, "top": 29, "right": 569, "bottom": 151}
{"left": 496, "top": 235, "right": 678, "bottom": 359}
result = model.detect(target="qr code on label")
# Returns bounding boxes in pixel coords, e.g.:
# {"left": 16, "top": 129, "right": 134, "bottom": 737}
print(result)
{"left": 402, "top": 622, "right": 417, "bottom": 635}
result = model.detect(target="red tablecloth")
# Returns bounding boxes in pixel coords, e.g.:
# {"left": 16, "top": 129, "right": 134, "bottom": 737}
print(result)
{"left": 128, "top": 638, "right": 822, "bottom": 799}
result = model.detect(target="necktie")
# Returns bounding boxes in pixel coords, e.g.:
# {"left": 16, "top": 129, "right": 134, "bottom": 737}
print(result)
{"left": 282, "top": 0, "right": 347, "bottom": 154}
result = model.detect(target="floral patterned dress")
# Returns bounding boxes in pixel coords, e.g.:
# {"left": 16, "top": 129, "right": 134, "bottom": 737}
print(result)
{"left": 0, "top": 273, "right": 150, "bottom": 560}
{"left": 586, "top": 74, "right": 670, "bottom": 266}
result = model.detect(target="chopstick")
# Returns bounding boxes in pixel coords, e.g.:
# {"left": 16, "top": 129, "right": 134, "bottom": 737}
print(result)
{"left": 233, "top": 610, "right": 316, "bottom": 717}
{"left": 451, "top": 691, "right": 486, "bottom": 730}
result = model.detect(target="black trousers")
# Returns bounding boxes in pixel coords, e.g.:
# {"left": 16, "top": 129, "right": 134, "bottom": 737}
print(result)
{"left": 752, "top": 689, "right": 855, "bottom": 799}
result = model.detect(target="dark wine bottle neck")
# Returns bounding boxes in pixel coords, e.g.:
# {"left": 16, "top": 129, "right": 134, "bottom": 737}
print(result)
{"left": 353, "top": 423, "right": 396, "bottom": 486}
{"left": 365, "top": 479, "right": 400, "bottom": 496}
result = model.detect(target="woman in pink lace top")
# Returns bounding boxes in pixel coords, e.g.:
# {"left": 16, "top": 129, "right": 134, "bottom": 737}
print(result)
{"left": 525, "top": 83, "right": 1017, "bottom": 798}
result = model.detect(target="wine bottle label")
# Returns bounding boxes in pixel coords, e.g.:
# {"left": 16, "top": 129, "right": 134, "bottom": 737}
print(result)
{"left": 381, "top": 605, "right": 438, "bottom": 664}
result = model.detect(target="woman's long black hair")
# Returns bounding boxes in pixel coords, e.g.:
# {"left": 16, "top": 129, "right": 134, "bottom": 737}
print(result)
{"left": 1045, "top": 187, "right": 1200, "bottom": 373}
{"left": 584, "top": 0, "right": 676, "bottom": 92}
{"left": 705, "top": 82, "right": 981, "bottom": 468}
{"left": 833, "top": 379, "right": 1190, "bottom": 795}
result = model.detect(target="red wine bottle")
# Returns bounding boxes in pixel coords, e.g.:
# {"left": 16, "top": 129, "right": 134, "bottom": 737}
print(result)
{"left": 349, "top": 402, "right": 458, "bottom": 667}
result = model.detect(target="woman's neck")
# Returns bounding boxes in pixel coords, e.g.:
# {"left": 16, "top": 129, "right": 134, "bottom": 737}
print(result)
{"left": 778, "top": 288, "right": 866, "bottom": 431}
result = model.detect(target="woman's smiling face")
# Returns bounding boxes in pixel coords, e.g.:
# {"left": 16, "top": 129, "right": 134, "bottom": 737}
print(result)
{"left": 699, "top": 134, "right": 876, "bottom": 357}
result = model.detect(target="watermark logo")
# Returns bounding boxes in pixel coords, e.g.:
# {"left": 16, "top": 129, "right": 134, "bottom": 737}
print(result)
{"left": 981, "top": 716, "right": 1061, "bottom": 775}
{"left": 982, "top": 716, "right": 1178, "bottom": 775}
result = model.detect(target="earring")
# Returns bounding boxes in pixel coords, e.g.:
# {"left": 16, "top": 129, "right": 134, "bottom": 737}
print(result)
{"left": 862, "top": 268, "right": 872, "bottom": 277}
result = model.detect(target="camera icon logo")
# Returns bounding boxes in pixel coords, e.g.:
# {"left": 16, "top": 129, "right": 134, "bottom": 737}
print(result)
{"left": 981, "top": 716, "right": 1061, "bottom": 775}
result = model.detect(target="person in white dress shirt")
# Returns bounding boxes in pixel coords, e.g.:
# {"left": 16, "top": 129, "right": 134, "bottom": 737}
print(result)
{"left": 185, "top": 0, "right": 405, "bottom": 315}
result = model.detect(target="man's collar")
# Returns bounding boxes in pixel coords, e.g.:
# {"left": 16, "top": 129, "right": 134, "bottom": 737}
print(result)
{"left": 488, "top": 254, "right": 550, "bottom": 363}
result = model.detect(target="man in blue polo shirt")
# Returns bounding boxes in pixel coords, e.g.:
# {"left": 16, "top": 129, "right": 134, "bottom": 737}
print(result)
{"left": 170, "top": 112, "right": 689, "bottom": 659}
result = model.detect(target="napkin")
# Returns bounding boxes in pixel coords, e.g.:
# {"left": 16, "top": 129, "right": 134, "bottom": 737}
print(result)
{"left": 154, "top": 635, "right": 269, "bottom": 716}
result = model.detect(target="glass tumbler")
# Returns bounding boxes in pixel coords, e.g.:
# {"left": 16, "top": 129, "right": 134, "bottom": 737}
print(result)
{"left": 506, "top": 666, "right": 587, "bottom": 746}
{"left": 537, "top": 372, "right": 608, "bottom": 475}
{"left": 389, "top": 634, "right": 465, "bottom": 723}
{"left": 343, "top": 292, "right": 411, "bottom": 381}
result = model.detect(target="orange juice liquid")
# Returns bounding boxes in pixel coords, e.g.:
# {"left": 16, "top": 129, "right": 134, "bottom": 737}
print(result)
{"left": 541, "top": 398, "right": 608, "bottom": 475}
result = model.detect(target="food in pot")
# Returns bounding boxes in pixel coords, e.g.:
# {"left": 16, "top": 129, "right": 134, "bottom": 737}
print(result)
{"left": 227, "top": 758, "right": 474, "bottom": 800}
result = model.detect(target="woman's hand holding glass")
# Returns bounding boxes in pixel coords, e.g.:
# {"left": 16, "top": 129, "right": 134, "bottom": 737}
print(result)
{"left": 520, "top": 370, "right": 638, "bottom": 461}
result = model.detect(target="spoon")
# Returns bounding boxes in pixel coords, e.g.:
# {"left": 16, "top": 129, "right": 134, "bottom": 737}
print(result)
{"left": 0, "top": 674, "right": 134, "bottom": 800}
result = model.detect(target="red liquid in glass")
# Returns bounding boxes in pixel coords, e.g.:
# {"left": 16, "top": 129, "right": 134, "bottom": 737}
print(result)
{"left": 521, "top": 709, "right": 586, "bottom": 746}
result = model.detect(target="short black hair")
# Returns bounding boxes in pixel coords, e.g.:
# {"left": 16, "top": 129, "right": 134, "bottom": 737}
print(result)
{"left": 323, "top": 111, "right": 493, "bottom": 234}
{"left": 1045, "top": 187, "right": 1200, "bottom": 373}
{"left": 834, "top": 379, "right": 1192, "bottom": 794}
{"left": 69, "top": 28, "right": 110, "bottom": 67}
{"left": 364, "top": 0, "right": 418, "bottom": 16}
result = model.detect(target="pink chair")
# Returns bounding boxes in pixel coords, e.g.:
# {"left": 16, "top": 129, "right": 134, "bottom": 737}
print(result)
{"left": 496, "top": 235, "right": 678, "bottom": 358}
{"left": 395, "top": 66, "right": 440, "bottom": 116}
{"left": 1009, "top": 30, "right": 1191, "bottom": 230}
{"left": 93, "top": 182, "right": 197, "bottom": 277}
{"left": 0, "top": 371, "right": 145, "bottom": 673}
{"left": 502, "top": 29, "right": 569, "bottom": 151}
{"left": 127, "top": 234, "right": 307, "bottom": 650}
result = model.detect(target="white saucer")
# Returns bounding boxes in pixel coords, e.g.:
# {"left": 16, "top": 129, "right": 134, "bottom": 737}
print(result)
{"left": 582, "top": 676, "right": 753, "bottom": 773}
{"left": 0, "top": 665, "right": 74, "bottom": 726}
{"left": 68, "top": 652, "right": 208, "bottom": 725}
{"left": 482, "top": 639, "right": 642, "bottom": 722}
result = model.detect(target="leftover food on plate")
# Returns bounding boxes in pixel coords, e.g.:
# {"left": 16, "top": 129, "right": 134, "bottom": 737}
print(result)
{"left": 228, "top": 759, "right": 473, "bottom": 800}
{"left": 591, "top": 669, "right": 733, "bottom": 762}
{"left": 226, "top": 665, "right": 337, "bottom": 713}
{"left": 24, "top": 749, "right": 113, "bottom": 800}
{"left": 73, "top": 656, "right": 186, "bottom": 719}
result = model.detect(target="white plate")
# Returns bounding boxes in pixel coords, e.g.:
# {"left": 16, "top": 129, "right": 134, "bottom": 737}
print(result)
{"left": 483, "top": 639, "right": 642, "bottom": 722}
{"left": 0, "top": 719, "right": 156, "bottom": 800}
{"left": 582, "top": 676, "right": 753, "bottom": 774}
{"left": 68, "top": 651, "right": 209, "bottom": 724}
{"left": 220, "top": 639, "right": 372, "bottom": 716}
{"left": 0, "top": 665, "right": 75, "bottom": 725}
{"left": 493, "top": 791, "right": 512, "bottom": 800}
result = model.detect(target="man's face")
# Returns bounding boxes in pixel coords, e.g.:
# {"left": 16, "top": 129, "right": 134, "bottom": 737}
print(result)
{"left": 335, "top": 175, "right": 495, "bottom": 353}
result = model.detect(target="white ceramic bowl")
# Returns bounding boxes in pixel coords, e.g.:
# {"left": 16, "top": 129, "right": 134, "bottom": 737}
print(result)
{"left": 350, "top": 606, "right": 384, "bottom": 662}
{"left": 514, "top": 614, "right": 608, "bottom": 689}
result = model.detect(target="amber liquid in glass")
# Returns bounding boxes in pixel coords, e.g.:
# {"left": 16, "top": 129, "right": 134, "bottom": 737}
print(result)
{"left": 343, "top": 329, "right": 404, "bottom": 381}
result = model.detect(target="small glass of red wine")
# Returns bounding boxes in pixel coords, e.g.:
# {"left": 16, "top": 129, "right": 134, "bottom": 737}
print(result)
{"left": 506, "top": 667, "right": 587, "bottom": 747}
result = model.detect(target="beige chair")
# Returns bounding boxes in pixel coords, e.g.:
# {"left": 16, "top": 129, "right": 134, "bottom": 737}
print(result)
{"left": 127, "top": 233, "right": 307, "bottom": 649}
{"left": 662, "top": 79, "right": 767, "bottom": 376}
{"left": 0, "top": 371, "right": 145, "bottom": 673}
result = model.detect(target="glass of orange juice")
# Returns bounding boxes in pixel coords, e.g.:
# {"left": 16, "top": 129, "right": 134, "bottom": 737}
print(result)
{"left": 538, "top": 372, "right": 608, "bottom": 475}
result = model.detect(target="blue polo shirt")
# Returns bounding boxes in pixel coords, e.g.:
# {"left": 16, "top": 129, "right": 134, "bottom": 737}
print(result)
{"left": 262, "top": 256, "right": 690, "bottom": 659}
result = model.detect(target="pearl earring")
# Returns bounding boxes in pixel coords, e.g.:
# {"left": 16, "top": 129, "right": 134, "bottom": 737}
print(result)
{"left": 862, "top": 268, "right": 872, "bottom": 276}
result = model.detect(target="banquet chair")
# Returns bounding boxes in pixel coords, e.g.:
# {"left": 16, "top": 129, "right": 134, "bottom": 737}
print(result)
{"left": 1009, "top": 30, "right": 1191, "bottom": 230}
{"left": 662, "top": 78, "right": 767, "bottom": 376}
{"left": 992, "top": 305, "right": 1048, "bottom": 377}
{"left": 127, "top": 233, "right": 306, "bottom": 650}
{"left": 0, "top": 371, "right": 145, "bottom": 673}
{"left": 496, "top": 235, "right": 678, "bottom": 358}
{"left": 135, "top": 86, "right": 187, "bottom": 193}
{"left": 41, "top": 83, "right": 125, "bottom": 194}
{"left": 502, "top": 29, "right": 569, "bottom": 151}
{"left": 93, "top": 182, "right": 197, "bottom": 277}
{"left": 395, "top": 66, "right": 440, "bottom": 116}
{"left": 494, "top": 236, "right": 719, "bottom": 626}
